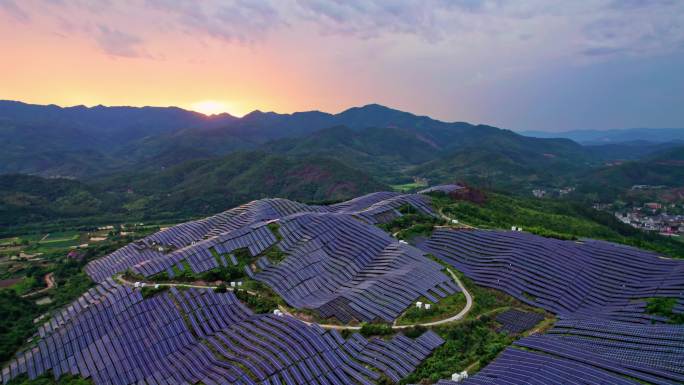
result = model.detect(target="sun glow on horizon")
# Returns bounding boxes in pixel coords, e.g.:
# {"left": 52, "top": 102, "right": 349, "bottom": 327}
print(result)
{"left": 189, "top": 100, "right": 237, "bottom": 116}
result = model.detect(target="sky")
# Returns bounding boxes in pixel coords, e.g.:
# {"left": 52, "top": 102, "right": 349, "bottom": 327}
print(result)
{"left": 1, "top": 0, "right": 683, "bottom": 132}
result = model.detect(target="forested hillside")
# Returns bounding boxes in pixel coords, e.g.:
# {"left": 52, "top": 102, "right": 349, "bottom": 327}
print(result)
{"left": 0, "top": 153, "right": 386, "bottom": 229}
{"left": 3, "top": 100, "right": 684, "bottom": 230}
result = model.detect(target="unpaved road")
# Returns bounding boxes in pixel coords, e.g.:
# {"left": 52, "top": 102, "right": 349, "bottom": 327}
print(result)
{"left": 115, "top": 269, "right": 473, "bottom": 331}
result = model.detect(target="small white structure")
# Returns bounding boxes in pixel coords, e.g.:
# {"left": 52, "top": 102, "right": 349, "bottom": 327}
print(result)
{"left": 273, "top": 309, "right": 283, "bottom": 317}
{"left": 452, "top": 370, "right": 469, "bottom": 382}
{"left": 518, "top": 226, "right": 523, "bottom": 232}
{"left": 424, "top": 303, "right": 431, "bottom": 310}
{"left": 157, "top": 246, "right": 164, "bottom": 252}
{"left": 511, "top": 226, "right": 517, "bottom": 231}
{"left": 154, "top": 284, "right": 160, "bottom": 289}
{"left": 140, "top": 282, "right": 146, "bottom": 287}
{"left": 237, "top": 281, "right": 243, "bottom": 286}
{"left": 451, "top": 219, "right": 459, "bottom": 224}
{"left": 134, "top": 282, "right": 141, "bottom": 288}
{"left": 399, "top": 240, "right": 408, "bottom": 244}
{"left": 416, "top": 301, "right": 423, "bottom": 309}
{"left": 230, "top": 281, "right": 236, "bottom": 287}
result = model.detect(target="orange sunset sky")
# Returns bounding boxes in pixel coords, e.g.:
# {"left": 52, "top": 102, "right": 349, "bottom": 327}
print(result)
{"left": 2, "top": 1, "right": 683, "bottom": 131}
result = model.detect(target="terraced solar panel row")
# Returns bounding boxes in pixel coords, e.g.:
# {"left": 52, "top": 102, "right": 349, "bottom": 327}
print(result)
{"left": 2, "top": 283, "right": 444, "bottom": 385}
{"left": 86, "top": 192, "right": 433, "bottom": 283}
{"left": 494, "top": 309, "right": 545, "bottom": 334}
{"left": 462, "top": 347, "right": 643, "bottom": 385}
{"left": 129, "top": 223, "right": 279, "bottom": 278}
{"left": 85, "top": 198, "right": 320, "bottom": 283}
{"left": 252, "top": 212, "right": 459, "bottom": 322}
{"left": 329, "top": 192, "right": 435, "bottom": 225}
{"left": 341, "top": 331, "right": 444, "bottom": 383}
{"left": 421, "top": 228, "right": 684, "bottom": 323}
{"left": 537, "top": 318, "right": 684, "bottom": 383}
{"left": 84, "top": 192, "right": 449, "bottom": 324}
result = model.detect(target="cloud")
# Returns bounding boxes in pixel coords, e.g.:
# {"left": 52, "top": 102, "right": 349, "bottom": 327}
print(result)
{"left": 581, "top": 46, "right": 629, "bottom": 57}
{"left": 95, "top": 25, "right": 145, "bottom": 58}
{"left": 0, "top": 0, "right": 30, "bottom": 22}
{"left": 607, "top": 0, "right": 676, "bottom": 10}
{"left": 146, "top": 0, "right": 286, "bottom": 43}
{"left": 295, "top": 0, "right": 473, "bottom": 41}
{"left": 581, "top": 1, "right": 684, "bottom": 58}
{"left": 295, "top": 0, "right": 684, "bottom": 61}
{"left": 9, "top": 0, "right": 684, "bottom": 64}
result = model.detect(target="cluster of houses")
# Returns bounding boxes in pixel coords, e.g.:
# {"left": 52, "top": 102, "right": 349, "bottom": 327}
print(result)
{"left": 614, "top": 204, "right": 684, "bottom": 236}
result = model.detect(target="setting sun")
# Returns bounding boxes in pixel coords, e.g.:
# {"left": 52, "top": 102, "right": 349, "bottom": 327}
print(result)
{"left": 189, "top": 100, "right": 233, "bottom": 116}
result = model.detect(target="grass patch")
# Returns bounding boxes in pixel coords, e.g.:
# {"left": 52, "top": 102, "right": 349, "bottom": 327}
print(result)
{"left": 398, "top": 265, "right": 554, "bottom": 384}
{"left": 396, "top": 292, "right": 466, "bottom": 325}
{"left": 140, "top": 285, "right": 169, "bottom": 299}
{"left": 233, "top": 282, "right": 283, "bottom": 314}
{"left": 435, "top": 192, "right": 684, "bottom": 258}
{"left": 360, "top": 322, "right": 394, "bottom": 337}
{"left": 267, "top": 222, "right": 283, "bottom": 241}
{"left": 261, "top": 245, "right": 287, "bottom": 264}
{"left": 391, "top": 181, "right": 428, "bottom": 193}
{"left": 378, "top": 205, "right": 445, "bottom": 240}
{"left": 399, "top": 316, "right": 513, "bottom": 384}
{"left": 645, "top": 297, "right": 684, "bottom": 324}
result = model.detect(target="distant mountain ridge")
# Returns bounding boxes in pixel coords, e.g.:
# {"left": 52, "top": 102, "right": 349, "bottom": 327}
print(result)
{"left": 578, "top": 144, "right": 684, "bottom": 200}
{"left": 4, "top": 100, "right": 684, "bottom": 228}
{"left": 521, "top": 127, "right": 684, "bottom": 144}
{"left": 1, "top": 100, "right": 577, "bottom": 183}
{"left": 4, "top": 99, "right": 684, "bottom": 208}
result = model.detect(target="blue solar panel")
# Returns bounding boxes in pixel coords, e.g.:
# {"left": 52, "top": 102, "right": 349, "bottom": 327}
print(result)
{"left": 2, "top": 279, "right": 444, "bottom": 385}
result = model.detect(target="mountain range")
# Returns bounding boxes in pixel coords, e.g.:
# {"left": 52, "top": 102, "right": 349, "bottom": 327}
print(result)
{"left": 0, "top": 100, "right": 591, "bottom": 181}
{"left": 2, "top": 100, "right": 684, "bottom": 227}
{"left": 521, "top": 127, "right": 684, "bottom": 144}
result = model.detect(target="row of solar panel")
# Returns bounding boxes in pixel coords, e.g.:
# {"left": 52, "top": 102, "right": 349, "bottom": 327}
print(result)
{"left": 422, "top": 228, "right": 684, "bottom": 323}
{"left": 494, "top": 309, "right": 545, "bottom": 334}
{"left": 86, "top": 192, "right": 433, "bottom": 283}
{"left": 2, "top": 283, "right": 444, "bottom": 385}
{"left": 251, "top": 212, "right": 458, "bottom": 322}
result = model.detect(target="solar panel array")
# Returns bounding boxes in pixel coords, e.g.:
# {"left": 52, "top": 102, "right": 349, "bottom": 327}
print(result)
{"left": 83, "top": 191, "right": 450, "bottom": 324}
{"left": 463, "top": 318, "right": 684, "bottom": 385}
{"left": 419, "top": 227, "right": 684, "bottom": 384}
{"left": 2, "top": 281, "right": 445, "bottom": 385}
{"left": 85, "top": 198, "right": 325, "bottom": 282}
{"left": 461, "top": 347, "right": 642, "bottom": 385}
{"left": 130, "top": 224, "right": 279, "bottom": 279}
{"left": 422, "top": 228, "right": 684, "bottom": 322}
{"left": 342, "top": 331, "right": 445, "bottom": 383}
{"left": 86, "top": 192, "right": 434, "bottom": 283}
{"left": 252, "top": 212, "right": 459, "bottom": 322}
{"left": 494, "top": 309, "right": 545, "bottom": 334}
{"left": 328, "top": 192, "right": 435, "bottom": 225}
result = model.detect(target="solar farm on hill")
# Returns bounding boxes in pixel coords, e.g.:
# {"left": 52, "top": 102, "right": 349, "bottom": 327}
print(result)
{"left": 3, "top": 186, "right": 684, "bottom": 385}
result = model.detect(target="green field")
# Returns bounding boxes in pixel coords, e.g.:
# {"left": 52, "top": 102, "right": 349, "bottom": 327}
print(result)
{"left": 396, "top": 291, "right": 466, "bottom": 325}
{"left": 391, "top": 181, "right": 428, "bottom": 193}
{"left": 428, "top": 192, "right": 684, "bottom": 259}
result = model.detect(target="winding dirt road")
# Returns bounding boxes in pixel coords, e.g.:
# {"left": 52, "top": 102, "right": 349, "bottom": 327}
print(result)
{"left": 22, "top": 272, "right": 55, "bottom": 298}
{"left": 116, "top": 267, "right": 473, "bottom": 331}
